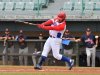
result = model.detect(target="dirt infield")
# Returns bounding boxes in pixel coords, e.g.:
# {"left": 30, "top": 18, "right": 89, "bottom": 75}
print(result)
{"left": 0, "top": 66, "right": 100, "bottom": 74}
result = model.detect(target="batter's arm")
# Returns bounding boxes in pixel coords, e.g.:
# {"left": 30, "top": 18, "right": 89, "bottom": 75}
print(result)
{"left": 38, "top": 22, "right": 66, "bottom": 31}
{"left": 42, "top": 19, "right": 53, "bottom": 26}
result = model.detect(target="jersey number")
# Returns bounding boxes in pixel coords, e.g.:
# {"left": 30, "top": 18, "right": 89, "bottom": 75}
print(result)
{"left": 57, "top": 32, "right": 61, "bottom": 38}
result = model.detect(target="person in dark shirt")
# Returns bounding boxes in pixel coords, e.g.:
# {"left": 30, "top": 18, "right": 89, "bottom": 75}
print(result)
{"left": 62, "top": 29, "right": 75, "bottom": 66}
{"left": 2, "top": 28, "right": 15, "bottom": 65}
{"left": 17, "top": 30, "right": 28, "bottom": 66}
{"left": 76, "top": 28, "right": 98, "bottom": 67}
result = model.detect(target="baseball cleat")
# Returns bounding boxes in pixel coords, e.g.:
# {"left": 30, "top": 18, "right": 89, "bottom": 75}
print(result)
{"left": 34, "top": 64, "right": 42, "bottom": 70}
{"left": 69, "top": 59, "right": 74, "bottom": 70}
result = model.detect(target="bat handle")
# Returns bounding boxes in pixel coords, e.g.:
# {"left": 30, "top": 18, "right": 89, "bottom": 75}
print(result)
{"left": 28, "top": 23, "right": 33, "bottom": 25}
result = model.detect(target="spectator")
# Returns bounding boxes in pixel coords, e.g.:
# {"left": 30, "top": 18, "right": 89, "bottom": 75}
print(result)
{"left": 76, "top": 28, "right": 99, "bottom": 67}
{"left": 2, "top": 28, "right": 15, "bottom": 65}
{"left": 17, "top": 30, "right": 28, "bottom": 66}
{"left": 62, "top": 29, "right": 75, "bottom": 66}
{"left": 32, "top": 48, "right": 41, "bottom": 68}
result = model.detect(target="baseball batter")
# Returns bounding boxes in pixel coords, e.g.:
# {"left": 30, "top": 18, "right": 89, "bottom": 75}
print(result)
{"left": 34, "top": 12, "right": 74, "bottom": 70}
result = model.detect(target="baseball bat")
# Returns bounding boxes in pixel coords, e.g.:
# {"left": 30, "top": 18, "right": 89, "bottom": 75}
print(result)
{"left": 15, "top": 20, "right": 39, "bottom": 26}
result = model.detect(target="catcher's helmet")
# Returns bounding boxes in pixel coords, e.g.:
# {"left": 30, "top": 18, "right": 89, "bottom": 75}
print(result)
{"left": 57, "top": 12, "right": 66, "bottom": 19}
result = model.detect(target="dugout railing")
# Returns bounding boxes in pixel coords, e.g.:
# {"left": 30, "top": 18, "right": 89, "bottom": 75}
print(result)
{"left": 0, "top": 39, "right": 79, "bottom": 66}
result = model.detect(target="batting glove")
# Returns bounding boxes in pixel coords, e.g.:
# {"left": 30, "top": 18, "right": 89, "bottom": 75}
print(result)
{"left": 37, "top": 24, "right": 44, "bottom": 28}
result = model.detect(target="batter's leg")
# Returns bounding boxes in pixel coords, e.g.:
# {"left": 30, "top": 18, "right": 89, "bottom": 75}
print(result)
{"left": 34, "top": 38, "right": 51, "bottom": 69}
{"left": 51, "top": 39, "right": 74, "bottom": 70}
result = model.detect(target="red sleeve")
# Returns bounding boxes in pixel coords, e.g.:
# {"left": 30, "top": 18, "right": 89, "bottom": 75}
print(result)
{"left": 41, "top": 22, "right": 66, "bottom": 31}
{"left": 42, "top": 19, "right": 53, "bottom": 26}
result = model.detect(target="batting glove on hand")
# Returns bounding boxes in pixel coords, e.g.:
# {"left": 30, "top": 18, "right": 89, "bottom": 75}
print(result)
{"left": 37, "top": 24, "right": 44, "bottom": 28}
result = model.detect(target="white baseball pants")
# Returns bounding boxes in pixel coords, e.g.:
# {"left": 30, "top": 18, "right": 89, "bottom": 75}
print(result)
{"left": 42, "top": 37, "right": 62, "bottom": 60}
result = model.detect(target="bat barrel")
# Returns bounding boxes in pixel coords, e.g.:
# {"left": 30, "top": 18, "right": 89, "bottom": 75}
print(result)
{"left": 15, "top": 20, "right": 38, "bottom": 26}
